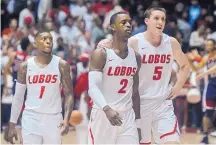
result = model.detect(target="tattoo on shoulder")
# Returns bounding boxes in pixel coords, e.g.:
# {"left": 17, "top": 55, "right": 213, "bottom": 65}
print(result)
{"left": 17, "top": 61, "right": 27, "bottom": 84}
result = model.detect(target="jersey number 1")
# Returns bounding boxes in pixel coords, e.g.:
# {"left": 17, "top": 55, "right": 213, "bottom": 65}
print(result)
{"left": 39, "top": 86, "right": 45, "bottom": 99}
{"left": 118, "top": 79, "right": 128, "bottom": 93}
{"left": 153, "top": 66, "right": 163, "bottom": 80}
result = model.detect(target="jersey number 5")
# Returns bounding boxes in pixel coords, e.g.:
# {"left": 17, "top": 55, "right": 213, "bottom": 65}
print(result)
{"left": 39, "top": 86, "right": 45, "bottom": 99}
{"left": 118, "top": 79, "right": 128, "bottom": 93}
{"left": 153, "top": 66, "right": 163, "bottom": 80}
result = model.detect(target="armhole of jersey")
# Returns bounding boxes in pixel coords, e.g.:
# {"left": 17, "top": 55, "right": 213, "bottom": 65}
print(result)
{"left": 26, "top": 57, "right": 31, "bottom": 84}
{"left": 26, "top": 60, "right": 28, "bottom": 84}
{"left": 57, "top": 56, "right": 62, "bottom": 80}
{"left": 102, "top": 48, "right": 108, "bottom": 72}
{"left": 168, "top": 36, "right": 174, "bottom": 61}
{"left": 134, "top": 34, "right": 140, "bottom": 53}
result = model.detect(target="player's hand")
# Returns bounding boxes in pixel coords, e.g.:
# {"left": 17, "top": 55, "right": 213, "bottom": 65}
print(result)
{"left": 167, "top": 85, "right": 182, "bottom": 100}
{"left": 196, "top": 73, "right": 205, "bottom": 80}
{"left": 5, "top": 123, "right": 18, "bottom": 144}
{"left": 58, "top": 120, "right": 69, "bottom": 136}
{"left": 103, "top": 106, "right": 122, "bottom": 126}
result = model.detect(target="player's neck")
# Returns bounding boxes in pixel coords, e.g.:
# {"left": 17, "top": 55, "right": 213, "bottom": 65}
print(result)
{"left": 144, "top": 31, "right": 162, "bottom": 47}
{"left": 112, "top": 36, "right": 127, "bottom": 53}
{"left": 35, "top": 54, "right": 53, "bottom": 65}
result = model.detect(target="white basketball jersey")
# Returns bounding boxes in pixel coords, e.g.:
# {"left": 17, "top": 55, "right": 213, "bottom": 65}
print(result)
{"left": 135, "top": 33, "right": 173, "bottom": 103}
{"left": 25, "top": 55, "right": 62, "bottom": 114}
{"left": 93, "top": 47, "right": 138, "bottom": 111}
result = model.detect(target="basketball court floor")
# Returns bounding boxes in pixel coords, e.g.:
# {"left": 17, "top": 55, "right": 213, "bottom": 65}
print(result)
{"left": 1, "top": 127, "right": 216, "bottom": 144}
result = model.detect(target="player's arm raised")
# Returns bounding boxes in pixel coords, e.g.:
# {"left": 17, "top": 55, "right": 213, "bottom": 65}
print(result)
{"left": 59, "top": 59, "right": 74, "bottom": 135}
{"left": 197, "top": 64, "right": 216, "bottom": 80}
{"left": 88, "top": 46, "right": 122, "bottom": 126}
{"left": 6, "top": 61, "right": 27, "bottom": 144}
{"left": 187, "top": 54, "right": 208, "bottom": 72}
{"left": 132, "top": 52, "right": 141, "bottom": 120}
{"left": 168, "top": 37, "right": 190, "bottom": 99}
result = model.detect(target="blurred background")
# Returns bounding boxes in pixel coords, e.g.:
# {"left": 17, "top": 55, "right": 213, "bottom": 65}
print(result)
{"left": 1, "top": 0, "right": 216, "bottom": 144}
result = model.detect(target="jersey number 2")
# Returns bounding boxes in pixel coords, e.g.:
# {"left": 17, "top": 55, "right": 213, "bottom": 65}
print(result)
{"left": 153, "top": 66, "right": 163, "bottom": 80}
{"left": 39, "top": 86, "right": 45, "bottom": 99}
{"left": 118, "top": 79, "right": 128, "bottom": 93}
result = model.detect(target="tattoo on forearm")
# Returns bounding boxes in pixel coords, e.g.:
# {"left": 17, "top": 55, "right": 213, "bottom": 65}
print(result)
{"left": 61, "top": 62, "right": 74, "bottom": 121}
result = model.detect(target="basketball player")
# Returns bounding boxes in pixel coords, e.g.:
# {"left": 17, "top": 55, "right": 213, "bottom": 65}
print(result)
{"left": 190, "top": 39, "right": 216, "bottom": 144}
{"left": 5, "top": 31, "right": 74, "bottom": 144}
{"left": 88, "top": 12, "right": 141, "bottom": 144}
{"left": 127, "top": 6, "right": 190, "bottom": 144}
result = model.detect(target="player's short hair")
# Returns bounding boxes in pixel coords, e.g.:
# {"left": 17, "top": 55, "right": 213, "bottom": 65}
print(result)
{"left": 35, "top": 30, "right": 50, "bottom": 38}
{"left": 110, "top": 11, "right": 129, "bottom": 25}
{"left": 206, "top": 38, "right": 216, "bottom": 45}
{"left": 144, "top": 5, "right": 166, "bottom": 18}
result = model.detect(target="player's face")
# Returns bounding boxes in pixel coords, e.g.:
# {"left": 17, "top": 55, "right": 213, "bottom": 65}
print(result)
{"left": 36, "top": 32, "right": 53, "bottom": 55}
{"left": 114, "top": 14, "right": 132, "bottom": 38}
{"left": 205, "top": 40, "right": 215, "bottom": 52}
{"left": 145, "top": 10, "right": 166, "bottom": 35}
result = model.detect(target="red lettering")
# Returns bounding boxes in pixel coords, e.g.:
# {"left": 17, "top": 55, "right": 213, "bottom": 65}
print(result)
{"left": 120, "top": 67, "right": 127, "bottom": 76}
{"left": 154, "top": 54, "right": 160, "bottom": 63}
{"left": 166, "top": 54, "right": 171, "bottom": 63}
{"left": 45, "top": 75, "right": 52, "bottom": 83}
{"left": 33, "top": 75, "right": 39, "bottom": 83}
{"left": 114, "top": 67, "right": 121, "bottom": 76}
{"left": 28, "top": 74, "right": 58, "bottom": 84}
{"left": 28, "top": 76, "right": 32, "bottom": 84}
{"left": 39, "top": 75, "right": 45, "bottom": 83}
{"left": 51, "top": 75, "right": 57, "bottom": 83}
{"left": 148, "top": 55, "right": 154, "bottom": 63}
{"left": 107, "top": 67, "right": 113, "bottom": 76}
{"left": 142, "top": 55, "right": 148, "bottom": 64}
{"left": 126, "top": 67, "right": 132, "bottom": 76}
{"left": 161, "top": 55, "right": 166, "bottom": 63}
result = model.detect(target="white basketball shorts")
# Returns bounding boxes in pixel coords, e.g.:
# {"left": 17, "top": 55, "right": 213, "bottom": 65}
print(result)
{"left": 21, "top": 110, "right": 62, "bottom": 144}
{"left": 140, "top": 100, "right": 180, "bottom": 144}
{"left": 88, "top": 108, "right": 139, "bottom": 144}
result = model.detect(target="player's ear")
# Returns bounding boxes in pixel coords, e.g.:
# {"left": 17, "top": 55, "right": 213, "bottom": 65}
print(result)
{"left": 33, "top": 37, "right": 38, "bottom": 47}
{"left": 144, "top": 18, "right": 148, "bottom": 25}
{"left": 110, "top": 24, "right": 115, "bottom": 32}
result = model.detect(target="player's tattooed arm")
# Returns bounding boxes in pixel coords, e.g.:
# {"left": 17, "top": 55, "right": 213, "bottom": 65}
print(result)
{"left": 59, "top": 59, "right": 74, "bottom": 122}
{"left": 6, "top": 61, "right": 27, "bottom": 144}
{"left": 17, "top": 61, "right": 28, "bottom": 84}
{"left": 133, "top": 52, "right": 141, "bottom": 119}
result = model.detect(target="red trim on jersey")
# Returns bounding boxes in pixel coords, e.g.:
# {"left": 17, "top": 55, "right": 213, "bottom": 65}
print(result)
{"left": 206, "top": 100, "right": 216, "bottom": 108}
{"left": 140, "top": 142, "right": 151, "bottom": 144}
{"left": 21, "top": 104, "right": 25, "bottom": 111}
{"left": 160, "top": 118, "right": 178, "bottom": 139}
{"left": 89, "top": 128, "right": 94, "bottom": 144}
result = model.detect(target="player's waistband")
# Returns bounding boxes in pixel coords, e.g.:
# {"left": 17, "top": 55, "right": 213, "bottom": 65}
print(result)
{"left": 93, "top": 105, "right": 132, "bottom": 113}
{"left": 23, "top": 108, "right": 62, "bottom": 115}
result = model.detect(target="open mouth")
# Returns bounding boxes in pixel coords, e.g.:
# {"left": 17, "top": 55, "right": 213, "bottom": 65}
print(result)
{"left": 156, "top": 27, "right": 162, "bottom": 30}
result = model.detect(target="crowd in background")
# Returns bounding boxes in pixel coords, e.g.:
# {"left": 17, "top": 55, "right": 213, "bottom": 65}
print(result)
{"left": 1, "top": 0, "right": 216, "bottom": 133}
